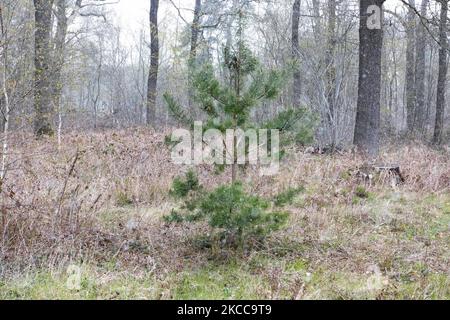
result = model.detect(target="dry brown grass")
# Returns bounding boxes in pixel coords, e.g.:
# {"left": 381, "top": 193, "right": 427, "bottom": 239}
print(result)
{"left": 0, "top": 129, "right": 448, "bottom": 299}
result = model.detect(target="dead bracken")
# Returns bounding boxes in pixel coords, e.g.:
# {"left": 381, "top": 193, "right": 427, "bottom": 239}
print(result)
{"left": 0, "top": 130, "right": 448, "bottom": 299}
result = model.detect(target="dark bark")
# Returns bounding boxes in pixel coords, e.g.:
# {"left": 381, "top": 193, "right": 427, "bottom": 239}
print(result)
{"left": 147, "top": 0, "right": 159, "bottom": 125}
{"left": 189, "top": 0, "right": 202, "bottom": 65}
{"left": 405, "top": 0, "right": 416, "bottom": 132}
{"left": 325, "top": 0, "right": 337, "bottom": 145}
{"left": 433, "top": 0, "right": 448, "bottom": 145}
{"left": 34, "top": 0, "right": 55, "bottom": 136}
{"left": 292, "top": 0, "right": 301, "bottom": 108}
{"left": 354, "top": 0, "right": 385, "bottom": 157}
{"left": 414, "top": 0, "right": 429, "bottom": 135}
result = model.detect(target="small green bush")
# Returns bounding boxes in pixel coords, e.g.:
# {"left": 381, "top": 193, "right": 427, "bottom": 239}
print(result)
{"left": 170, "top": 170, "right": 200, "bottom": 198}
{"left": 165, "top": 172, "right": 288, "bottom": 245}
{"left": 355, "top": 186, "right": 370, "bottom": 199}
{"left": 274, "top": 187, "right": 304, "bottom": 207}
{"left": 198, "top": 184, "right": 289, "bottom": 241}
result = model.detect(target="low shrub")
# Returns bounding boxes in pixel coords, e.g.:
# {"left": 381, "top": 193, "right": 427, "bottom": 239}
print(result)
{"left": 273, "top": 187, "right": 305, "bottom": 207}
{"left": 165, "top": 172, "right": 289, "bottom": 245}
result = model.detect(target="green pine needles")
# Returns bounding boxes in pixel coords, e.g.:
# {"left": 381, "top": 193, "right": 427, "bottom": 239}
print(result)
{"left": 164, "top": 42, "right": 315, "bottom": 182}
{"left": 163, "top": 31, "right": 314, "bottom": 248}
{"left": 165, "top": 171, "right": 289, "bottom": 246}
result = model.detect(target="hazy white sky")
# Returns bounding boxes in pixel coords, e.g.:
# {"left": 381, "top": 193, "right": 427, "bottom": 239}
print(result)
{"left": 112, "top": 0, "right": 195, "bottom": 34}
{"left": 111, "top": 0, "right": 402, "bottom": 37}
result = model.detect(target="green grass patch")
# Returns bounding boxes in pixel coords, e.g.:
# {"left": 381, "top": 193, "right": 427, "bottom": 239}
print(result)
{"left": 273, "top": 187, "right": 305, "bottom": 207}
{"left": 172, "top": 263, "right": 269, "bottom": 300}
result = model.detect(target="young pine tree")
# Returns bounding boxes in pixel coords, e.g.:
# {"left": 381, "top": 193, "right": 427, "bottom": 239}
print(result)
{"left": 164, "top": 33, "right": 314, "bottom": 183}
{"left": 163, "top": 14, "right": 314, "bottom": 246}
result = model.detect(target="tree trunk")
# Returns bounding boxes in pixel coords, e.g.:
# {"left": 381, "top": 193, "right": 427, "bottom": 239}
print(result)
{"left": 354, "top": 0, "right": 384, "bottom": 157}
{"left": 0, "top": 6, "right": 10, "bottom": 180}
{"left": 292, "top": 0, "right": 301, "bottom": 108}
{"left": 433, "top": 0, "right": 448, "bottom": 145}
{"left": 188, "top": 0, "right": 202, "bottom": 115}
{"left": 189, "top": 0, "right": 202, "bottom": 65}
{"left": 146, "top": 0, "right": 159, "bottom": 125}
{"left": 325, "top": 0, "right": 337, "bottom": 145}
{"left": 405, "top": 0, "right": 416, "bottom": 133}
{"left": 52, "top": 0, "right": 68, "bottom": 122}
{"left": 311, "top": 0, "right": 321, "bottom": 43}
{"left": 414, "top": 0, "right": 429, "bottom": 135}
{"left": 34, "top": 0, "right": 55, "bottom": 136}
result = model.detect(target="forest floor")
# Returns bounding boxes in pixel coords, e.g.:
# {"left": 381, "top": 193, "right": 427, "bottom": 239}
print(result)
{"left": 0, "top": 129, "right": 449, "bottom": 300}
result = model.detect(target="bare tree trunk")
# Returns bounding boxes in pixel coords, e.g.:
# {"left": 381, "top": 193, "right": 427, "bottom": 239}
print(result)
{"left": 433, "top": 0, "right": 448, "bottom": 145}
{"left": 311, "top": 0, "right": 321, "bottom": 43}
{"left": 34, "top": 0, "right": 55, "bottom": 136}
{"left": 354, "top": 0, "right": 384, "bottom": 157}
{"left": 325, "top": 0, "right": 337, "bottom": 145}
{"left": 292, "top": 0, "right": 301, "bottom": 108}
{"left": 93, "top": 42, "right": 103, "bottom": 130}
{"left": 189, "top": 0, "right": 202, "bottom": 65}
{"left": 146, "top": 0, "right": 159, "bottom": 125}
{"left": 405, "top": 0, "right": 416, "bottom": 133}
{"left": 188, "top": 0, "right": 202, "bottom": 115}
{"left": 0, "top": 6, "right": 10, "bottom": 180}
{"left": 52, "top": 0, "right": 68, "bottom": 117}
{"left": 414, "top": 0, "right": 429, "bottom": 135}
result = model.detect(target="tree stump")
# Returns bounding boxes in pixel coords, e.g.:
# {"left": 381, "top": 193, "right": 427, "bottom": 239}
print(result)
{"left": 373, "top": 165, "right": 405, "bottom": 184}
{"left": 355, "top": 164, "right": 405, "bottom": 186}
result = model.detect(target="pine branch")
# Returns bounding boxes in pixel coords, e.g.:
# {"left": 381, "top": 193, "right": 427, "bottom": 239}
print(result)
{"left": 163, "top": 93, "right": 193, "bottom": 127}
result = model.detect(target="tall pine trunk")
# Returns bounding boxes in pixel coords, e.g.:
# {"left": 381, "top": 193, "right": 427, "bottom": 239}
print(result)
{"left": 291, "top": 0, "right": 301, "bottom": 108}
{"left": 354, "top": 0, "right": 384, "bottom": 157}
{"left": 147, "top": 0, "right": 159, "bottom": 125}
{"left": 433, "top": 0, "right": 448, "bottom": 144}
{"left": 34, "top": 0, "right": 55, "bottom": 136}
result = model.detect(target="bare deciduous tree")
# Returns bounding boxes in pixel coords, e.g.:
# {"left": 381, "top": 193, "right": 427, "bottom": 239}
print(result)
{"left": 414, "top": 0, "right": 429, "bottom": 135}
{"left": 405, "top": 0, "right": 416, "bottom": 133}
{"left": 146, "top": 0, "right": 159, "bottom": 125}
{"left": 433, "top": 0, "right": 448, "bottom": 144}
{"left": 291, "top": 0, "right": 301, "bottom": 109}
